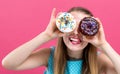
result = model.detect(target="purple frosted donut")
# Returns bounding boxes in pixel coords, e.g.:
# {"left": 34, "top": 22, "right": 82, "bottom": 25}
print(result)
{"left": 79, "top": 17, "right": 99, "bottom": 36}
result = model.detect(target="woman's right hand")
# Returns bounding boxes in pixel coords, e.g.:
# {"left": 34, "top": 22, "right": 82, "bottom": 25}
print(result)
{"left": 44, "top": 8, "right": 64, "bottom": 39}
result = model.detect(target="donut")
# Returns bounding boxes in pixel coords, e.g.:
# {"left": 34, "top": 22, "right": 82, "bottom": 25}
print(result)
{"left": 56, "top": 12, "right": 76, "bottom": 33}
{"left": 79, "top": 17, "right": 99, "bottom": 36}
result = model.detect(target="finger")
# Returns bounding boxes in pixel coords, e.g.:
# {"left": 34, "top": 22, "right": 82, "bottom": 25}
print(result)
{"left": 82, "top": 35, "right": 92, "bottom": 42}
{"left": 49, "top": 8, "right": 56, "bottom": 27}
{"left": 55, "top": 30, "right": 64, "bottom": 37}
{"left": 58, "top": 32, "right": 65, "bottom": 37}
{"left": 94, "top": 18, "right": 105, "bottom": 36}
{"left": 51, "top": 8, "right": 56, "bottom": 19}
{"left": 82, "top": 35, "right": 88, "bottom": 41}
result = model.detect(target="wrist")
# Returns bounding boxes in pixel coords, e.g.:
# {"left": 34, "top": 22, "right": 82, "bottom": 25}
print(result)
{"left": 97, "top": 41, "right": 109, "bottom": 50}
{"left": 40, "top": 31, "right": 55, "bottom": 41}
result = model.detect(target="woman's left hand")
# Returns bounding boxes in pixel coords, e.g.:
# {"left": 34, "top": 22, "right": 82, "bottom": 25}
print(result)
{"left": 82, "top": 18, "right": 107, "bottom": 48}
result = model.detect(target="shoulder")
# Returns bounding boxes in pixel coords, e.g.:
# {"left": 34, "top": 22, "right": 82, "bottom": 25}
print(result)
{"left": 97, "top": 52, "right": 117, "bottom": 73}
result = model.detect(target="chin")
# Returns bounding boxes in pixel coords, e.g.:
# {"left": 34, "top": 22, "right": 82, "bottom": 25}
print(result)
{"left": 67, "top": 45, "right": 84, "bottom": 52}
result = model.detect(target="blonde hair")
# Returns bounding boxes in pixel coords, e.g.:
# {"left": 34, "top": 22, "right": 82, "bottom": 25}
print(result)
{"left": 54, "top": 7, "right": 98, "bottom": 74}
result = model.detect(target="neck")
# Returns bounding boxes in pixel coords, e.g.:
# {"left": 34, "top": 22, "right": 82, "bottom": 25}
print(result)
{"left": 67, "top": 48, "right": 83, "bottom": 60}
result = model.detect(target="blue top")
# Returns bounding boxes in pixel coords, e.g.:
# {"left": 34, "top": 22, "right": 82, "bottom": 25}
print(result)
{"left": 44, "top": 47, "right": 83, "bottom": 74}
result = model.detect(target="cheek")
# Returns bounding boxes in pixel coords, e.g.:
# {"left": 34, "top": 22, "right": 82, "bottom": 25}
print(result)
{"left": 63, "top": 35, "right": 70, "bottom": 44}
{"left": 63, "top": 35, "right": 68, "bottom": 42}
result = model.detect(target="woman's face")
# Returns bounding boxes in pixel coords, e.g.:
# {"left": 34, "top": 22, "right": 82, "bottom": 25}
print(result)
{"left": 63, "top": 11, "right": 90, "bottom": 51}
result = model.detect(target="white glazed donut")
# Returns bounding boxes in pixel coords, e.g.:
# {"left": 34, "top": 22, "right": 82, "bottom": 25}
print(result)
{"left": 56, "top": 12, "right": 76, "bottom": 33}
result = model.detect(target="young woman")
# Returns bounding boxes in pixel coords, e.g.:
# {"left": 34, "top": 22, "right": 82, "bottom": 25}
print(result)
{"left": 2, "top": 7, "right": 120, "bottom": 74}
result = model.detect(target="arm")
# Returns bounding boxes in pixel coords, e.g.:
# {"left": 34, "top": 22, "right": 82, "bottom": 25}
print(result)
{"left": 82, "top": 18, "right": 120, "bottom": 74}
{"left": 8, "top": 48, "right": 51, "bottom": 70}
{"left": 98, "top": 52, "right": 118, "bottom": 74}
{"left": 99, "top": 42, "right": 120, "bottom": 74}
{"left": 2, "top": 8, "right": 64, "bottom": 70}
{"left": 2, "top": 32, "right": 51, "bottom": 70}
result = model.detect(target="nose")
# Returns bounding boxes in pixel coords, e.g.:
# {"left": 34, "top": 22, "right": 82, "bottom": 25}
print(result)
{"left": 73, "top": 19, "right": 81, "bottom": 35}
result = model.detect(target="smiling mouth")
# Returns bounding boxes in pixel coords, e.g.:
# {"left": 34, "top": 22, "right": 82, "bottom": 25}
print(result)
{"left": 69, "top": 37, "right": 82, "bottom": 45}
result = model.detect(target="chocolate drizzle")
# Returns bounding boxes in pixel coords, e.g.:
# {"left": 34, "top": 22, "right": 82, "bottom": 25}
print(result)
{"left": 79, "top": 17, "right": 99, "bottom": 36}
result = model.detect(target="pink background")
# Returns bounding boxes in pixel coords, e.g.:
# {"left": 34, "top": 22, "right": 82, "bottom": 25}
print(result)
{"left": 0, "top": 0, "right": 120, "bottom": 74}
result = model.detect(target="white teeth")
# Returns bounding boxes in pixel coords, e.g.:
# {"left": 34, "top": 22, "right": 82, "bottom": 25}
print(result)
{"left": 70, "top": 38, "right": 79, "bottom": 41}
